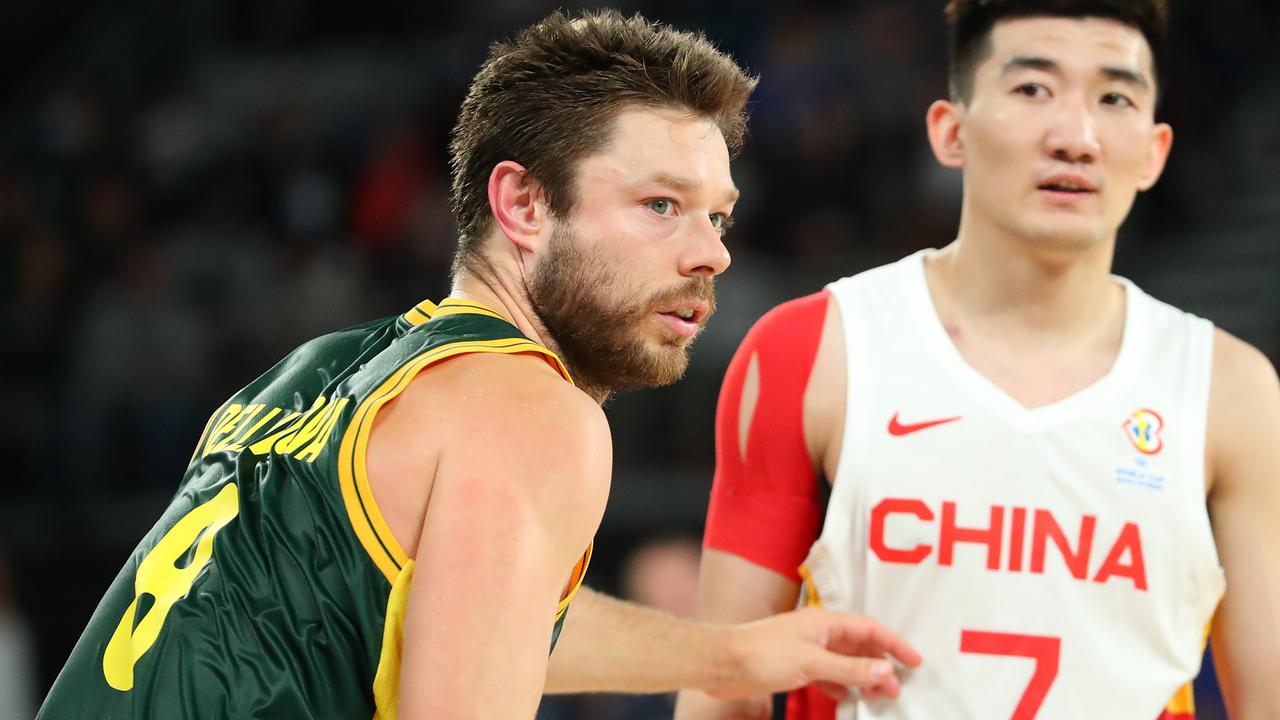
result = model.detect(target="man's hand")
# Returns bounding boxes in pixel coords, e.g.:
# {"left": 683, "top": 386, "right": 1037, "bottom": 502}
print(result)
{"left": 711, "top": 606, "right": 922, "bottom": 703}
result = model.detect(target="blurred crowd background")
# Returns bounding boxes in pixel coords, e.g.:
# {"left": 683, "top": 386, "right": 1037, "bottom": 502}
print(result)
{"left": 2, "top": 0, "right": 1276, "bottom": 717}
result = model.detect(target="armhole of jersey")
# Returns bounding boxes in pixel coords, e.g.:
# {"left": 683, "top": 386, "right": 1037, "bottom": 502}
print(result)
{"left": 796, "top": 280, "right": 874, "bottom": 617}
{"left": 370, "top": 495, "right": 589, "bottom": 720}
{"left": 820, "top": 280, "right": 874, "bottom": 547}
{"left": 1160, "top": 681, "right": 1196, "bottom": 720}
{"left": 1182, "top": 317, "right": 1223, "bottom": 574}
{"left": 1161, "top": 316, "right": 1220, "bottom": 720}
{"left": 337, "top": 337, "right": 573, "bottom": 584}
{"left": 556, "top": 542, "right": 593, "bottom": 620}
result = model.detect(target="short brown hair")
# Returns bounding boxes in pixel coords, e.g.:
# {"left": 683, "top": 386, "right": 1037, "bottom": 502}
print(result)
{"left": 448, "top": 10, "right": 756, "bottom": 277}
{"left": 944, "top": 0, "right": 1169, "bottom": 103}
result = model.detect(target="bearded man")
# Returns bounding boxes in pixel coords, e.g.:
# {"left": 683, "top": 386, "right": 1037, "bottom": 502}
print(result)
{"left": 40, "top": 10, "right": 918, "bottom": 720}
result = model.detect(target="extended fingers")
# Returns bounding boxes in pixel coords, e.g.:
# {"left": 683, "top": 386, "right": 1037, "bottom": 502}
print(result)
{"left": 824, "top": 614, "right": 923, "bottom": 668}
{"left": 804, "top": 652, "right": 901, "bottom": 690}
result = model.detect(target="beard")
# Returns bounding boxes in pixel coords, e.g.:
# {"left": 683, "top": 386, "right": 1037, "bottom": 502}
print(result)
{"left": 527, "top": 223, "right": 716, "bottom": 396}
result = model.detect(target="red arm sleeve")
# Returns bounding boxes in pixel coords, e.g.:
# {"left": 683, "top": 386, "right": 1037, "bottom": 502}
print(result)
{"left": 703, "top": 290, "right": 831, "bottom": 581}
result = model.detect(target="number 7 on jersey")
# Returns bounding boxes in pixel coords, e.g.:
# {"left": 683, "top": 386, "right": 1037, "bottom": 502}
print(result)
{"left": 960, "top": 630, "right": 1061, "bottom": 720}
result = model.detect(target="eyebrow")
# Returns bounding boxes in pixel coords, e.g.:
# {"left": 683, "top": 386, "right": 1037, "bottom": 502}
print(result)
{"left": 646, "top": 172, "right": 740, "bottom": 204}
{"left": 1001, "top": 55, "right": 1150, "bottom": 91}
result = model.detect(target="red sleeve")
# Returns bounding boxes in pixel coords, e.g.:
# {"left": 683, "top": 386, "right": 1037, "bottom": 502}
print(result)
{"left": 703, "top": 290, "right": 831, "bottom": 581}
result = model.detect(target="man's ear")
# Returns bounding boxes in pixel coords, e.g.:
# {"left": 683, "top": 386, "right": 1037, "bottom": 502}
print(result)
{"left": 488, "top": 160, "right": 547, "bottom": 253}
{"left": 926, "top": 99, "right": 965, "bottom": 170}
{"left": 1136, "top": 122, "right": 1173, "bottom": 191}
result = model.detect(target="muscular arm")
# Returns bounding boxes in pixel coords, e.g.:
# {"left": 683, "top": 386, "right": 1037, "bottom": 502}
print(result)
{"left": 674, "top": 552, "right": 808, "bottom": 719}
{"left": 545, "top": 585, "right": 915, "bottom": 699}
{"left": 369, "top": 354, "right": 611, "bottom": 720}
{"left": 1205, "top": 331, "right": 1280, "bottom": 718}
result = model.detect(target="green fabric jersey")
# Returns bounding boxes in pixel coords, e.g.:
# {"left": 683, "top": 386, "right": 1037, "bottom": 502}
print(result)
{"left": 39, "top": 298, "right": 590, "bottom": 720}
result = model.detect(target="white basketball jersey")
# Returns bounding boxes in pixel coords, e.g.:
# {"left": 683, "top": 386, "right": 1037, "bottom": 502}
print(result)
{"left": 802, "top": 251, "right": 1225, "bottom": 720}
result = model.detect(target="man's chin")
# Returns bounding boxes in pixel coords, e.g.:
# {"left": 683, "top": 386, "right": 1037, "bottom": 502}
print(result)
{"left": 625, "top": 345, "right": 691, "bottom": 389}
{"left": 1018, "top": 215, "right": 1111, "bottom": 252}
{"left": 567, "top": 323, "right": 695, "bottom": 392}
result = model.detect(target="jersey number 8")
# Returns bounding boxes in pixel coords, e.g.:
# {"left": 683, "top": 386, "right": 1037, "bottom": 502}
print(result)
{"left": 102, "top": 483, "right": 240, "bottom": 691}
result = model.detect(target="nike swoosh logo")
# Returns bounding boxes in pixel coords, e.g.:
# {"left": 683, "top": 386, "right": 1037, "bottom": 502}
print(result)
{"left": 888, "top": 411, "right": 962, "bottom": 436}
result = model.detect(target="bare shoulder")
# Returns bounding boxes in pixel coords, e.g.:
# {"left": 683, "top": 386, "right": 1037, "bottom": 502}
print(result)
{"left": 1208, "top": 328, "right": 1280, "bottom": 492}
{"left": 804, "top": 292, "right": 847, "bottom": 480}
{"left": 1210, "top": 328, "right": 1280, "bottom": 414}
{"left": 367, "top": 350, "right": 611, "bottom": 553}
{"left": 418, "top": 350, "right": 610, "bottom": 479}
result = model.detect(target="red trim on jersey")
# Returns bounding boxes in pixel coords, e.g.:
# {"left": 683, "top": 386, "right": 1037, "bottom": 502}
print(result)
{"left": 786, "top": 686, "right": 836, "bottom": 720}
{"left": 703, "top": 291, "right": 830, "bottom": 581}
{"left": 1157, "top": 711, "right": 1195, "bottom": 720}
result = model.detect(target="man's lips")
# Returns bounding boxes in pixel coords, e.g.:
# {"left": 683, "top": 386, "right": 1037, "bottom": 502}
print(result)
{"left": 655, "top": 299, "right": 710, "bottom": 325}
{"left": 1037, "top": 172, "right": 1098, "bottom": 194}
{"left": 1036, "top": 172, "right": 1099, "bottom": 207}
{"left": 655, "top": 299, "right": 711, "bottom": 338}
{"left": 657, "top": 312, "right": 700, "bottom": 337}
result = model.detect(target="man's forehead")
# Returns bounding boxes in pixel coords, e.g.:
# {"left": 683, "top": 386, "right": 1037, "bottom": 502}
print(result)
{"left": 986, "top": 16, "right": 1154, "bottom": 75}
{"left": 583, "top": 107, "right": 734, "bottom": 190}
{"left": 606, "top": 107, "right": 728, "bottom": 157}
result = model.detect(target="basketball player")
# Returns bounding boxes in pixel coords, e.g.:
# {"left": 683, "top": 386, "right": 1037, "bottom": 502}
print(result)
{"left": 39, "top": 11, "right": 920, "bottom": 720}
{"left": 677, "top": 1, "right": 1280, "bottom": 719}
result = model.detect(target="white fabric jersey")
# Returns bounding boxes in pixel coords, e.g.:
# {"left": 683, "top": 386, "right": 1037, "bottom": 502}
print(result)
{"left": 802, "top": 251, "right": 1224, "bottom": 720}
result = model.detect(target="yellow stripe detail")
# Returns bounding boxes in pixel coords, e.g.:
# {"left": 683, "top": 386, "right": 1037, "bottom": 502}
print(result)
{"left": 400, "top": 299, "right": 438, "bottom": 326}
{"left": 371, "top": 543, "right": 590, "bottom": 719}
{"left": 401, "top": 296, "right": 512, "bottom": 325}
{"left": 557, "top": 543, "right": 593, "bottom": 619}
{"left": 1165, "top": 682, "right": 1195, "bottom": 714}
{"left": 338, "top": 337, "right": 575, "bottom": 583}
{"left": 797, "top": 563, "right": 823, "bottom": 607}
{"left": 399, "top": 297, "right": 573, "bottom": 382}
{"left": 1164, "top": 620, "right": 1214, "bottom": 714}
{"left": 433, "top": 299, "right": 508, "bottom": 322}
{"left": 372, "top": 561, "right": 414, "bottom": 720}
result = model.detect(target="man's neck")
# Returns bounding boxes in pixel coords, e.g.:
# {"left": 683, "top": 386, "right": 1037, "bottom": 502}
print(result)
{"left": 928, "top": 221, "right": 1122, "bottom": 344}
{"left": 450, "top": 262, "right": 552, "bottom": 352}
{"left": 447, "top": 254, "right": 612, "bottom": 404}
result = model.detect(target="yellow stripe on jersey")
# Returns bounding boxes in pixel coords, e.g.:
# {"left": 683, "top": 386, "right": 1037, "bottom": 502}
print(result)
{"left": 371, "top": 546, "right": 592, "bottom": 720}
{"left": 372, "top": 562, "right": 413, "bottom": 720}
{"left": 1165, "top": 682, "right": 1195, "bottom": 715}
{"left": 557, "top": 542, "right": 593, "bottom": 620}
{"left": 401, "top": 299, "right": 438, "bottom": 326}
{"left": 402, "top": 296, "right": 513, "bottom": 326}
{"left": 797, "top": 563, "right": 823, "bottom": 608}
{"left": 353, "top": 299, "right": 585, "bottom": 718}
{"left": 338, "top": 337, "right": 570, "bottom": 582}
{"left": 340, "top": 297, "right": 575, "bottom": 583}
{"left": 433, "top": 298, "right": 510, "bottom": 323}
{"left": 1163, "top": 620, "right": 1214, "bottom": 716}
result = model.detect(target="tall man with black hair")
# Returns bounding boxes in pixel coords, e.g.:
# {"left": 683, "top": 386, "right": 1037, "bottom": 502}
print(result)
{"left": 679, "top": 2, "right": 1280, "bottom": 718}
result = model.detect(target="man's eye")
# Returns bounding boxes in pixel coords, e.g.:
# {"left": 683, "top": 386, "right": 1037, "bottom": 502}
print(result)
{"left": 1102, "top": 92, "right": 1134, "bottom": 108}
{"left": 648, "top": 199, "right": 674, "bottom": 215}
{"left": 1015, "top": 83, "right": 1048, "bottom": 98}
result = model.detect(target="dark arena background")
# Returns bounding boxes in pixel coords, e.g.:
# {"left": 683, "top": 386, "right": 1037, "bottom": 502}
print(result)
{"left": 2, "top": 1, "right": 1276, "bottom": 718}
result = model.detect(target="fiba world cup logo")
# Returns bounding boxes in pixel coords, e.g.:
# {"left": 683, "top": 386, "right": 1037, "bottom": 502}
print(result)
{"left": 1123, "top": 408, "right": 1165, "bottom": 455}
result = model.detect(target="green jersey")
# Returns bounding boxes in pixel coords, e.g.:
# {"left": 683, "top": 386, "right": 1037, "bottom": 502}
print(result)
{"left": 39, "top": 298, "right": 591, "bottom": 720}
